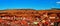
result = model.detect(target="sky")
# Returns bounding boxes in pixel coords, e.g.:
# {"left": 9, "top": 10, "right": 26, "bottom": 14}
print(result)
{"left": 0, "top": 0, "right": 60, "bottom": 10}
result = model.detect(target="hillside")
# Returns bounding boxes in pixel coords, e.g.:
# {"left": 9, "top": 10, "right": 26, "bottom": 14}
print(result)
{"left": 0, "top": 9, "right": 60, "bottom": 26}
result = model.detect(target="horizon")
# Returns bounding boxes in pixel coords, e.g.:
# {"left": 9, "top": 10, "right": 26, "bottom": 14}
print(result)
{"left": 0, "top": 8, "right": 60, "bottom": 10}
{"left": 0, "top": 0, "right": 60, "bottom": 10}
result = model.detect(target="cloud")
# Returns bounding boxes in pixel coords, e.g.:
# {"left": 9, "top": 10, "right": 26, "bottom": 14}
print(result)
{"left": 56, "top": 1, "right": 60, "bottom": 4}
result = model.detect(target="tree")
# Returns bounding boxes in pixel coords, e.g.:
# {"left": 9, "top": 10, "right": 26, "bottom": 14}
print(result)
{"left": 51, "top": 8, "right": 60, "bottom": 10}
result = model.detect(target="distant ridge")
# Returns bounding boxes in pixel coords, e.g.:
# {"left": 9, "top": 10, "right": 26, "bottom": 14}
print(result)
{"left": 0, "top": 9, "right": 36, "bottom": 11}
{"left": 14, "top": 9, "right": 36, "bottom": 10}
{"left": 5, "top": 8, "right": 60, "bottom": 10}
